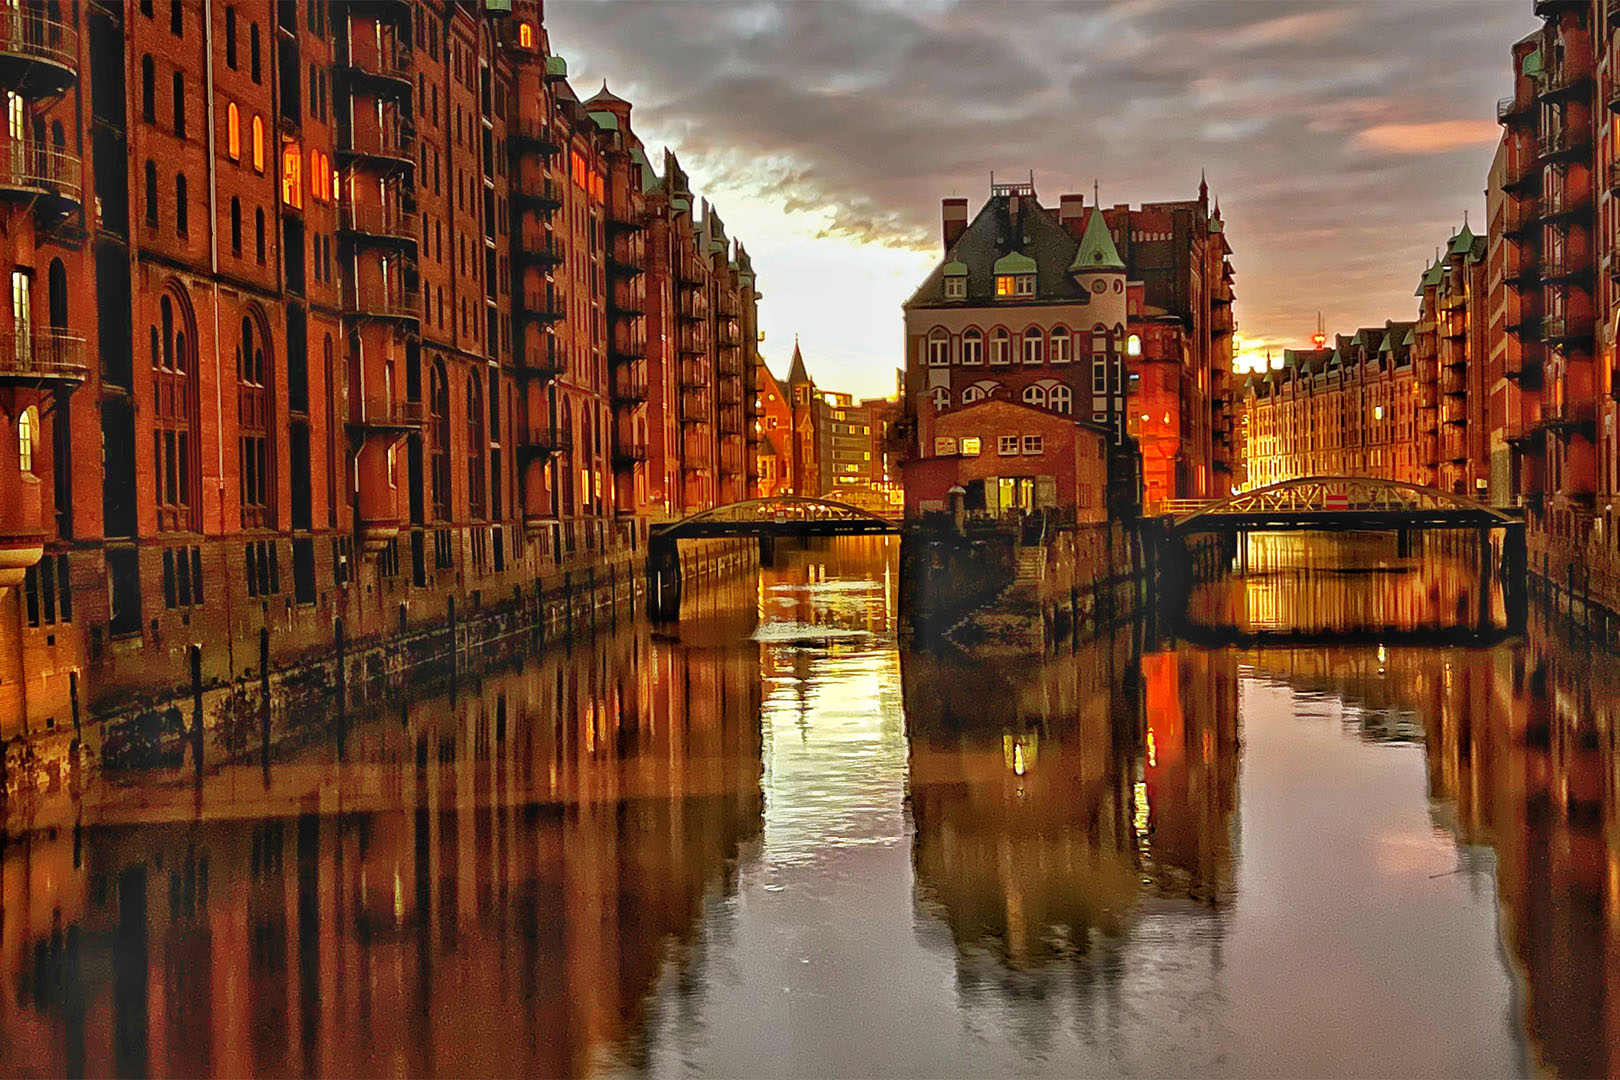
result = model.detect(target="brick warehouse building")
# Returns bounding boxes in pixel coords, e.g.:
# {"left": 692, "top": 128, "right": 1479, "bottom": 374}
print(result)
{"left": 901, "top": 178, "right": 1235, "bottom": 515}
{"left": 0, "top": 0, "right": 759, "bottom": 734}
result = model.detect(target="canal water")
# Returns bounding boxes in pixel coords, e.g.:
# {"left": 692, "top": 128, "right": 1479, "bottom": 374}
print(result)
{"left": 1, "top": 535, "right": 1615, "bottom": 1076}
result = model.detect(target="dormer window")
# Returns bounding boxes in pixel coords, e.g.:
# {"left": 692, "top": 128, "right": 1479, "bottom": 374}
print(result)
{"left": 945, "top": 276, "right": 966, "bottom": 299}
{"left": 995, "top": 274, "right": 1034, "bottom": 298}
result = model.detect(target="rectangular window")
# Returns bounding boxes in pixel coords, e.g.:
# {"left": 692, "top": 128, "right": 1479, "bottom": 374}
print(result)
{"left": 998, "top": 435, "right": 1019, "bottom": 456}
{"left": 944, "top": 277, "right": 965, "bottom": 299}
{"left": 927, "top": 336, "right": 949, "bottom": 367}
{"left": 995, "top": 276, "right": 1014, "bottom": 297}
{"left": 1015, "top": 275, "right": 1035, "bottom": 297}
{"left": 1022, "top": 435, "right": 1043, "bottom": 455}
{"left": 960, "top": 436, "right": 981, "bottom": 456}
{"left": 933, "top": 436, "right": 957, "bottom": 456}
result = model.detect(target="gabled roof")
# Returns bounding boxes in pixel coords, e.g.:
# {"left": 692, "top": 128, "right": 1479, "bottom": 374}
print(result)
{"left": 584, "top": 81, "right": 629, "bottom": 109}
{"left": 1071, "top": 206, "right": 1125, "bottom": 273}
{"left": 1446, "top": 225, "right": 1475, "bottom": 257}
{"left": 786, "top": 339, "right": 811, "bottom": 385}
{"left": 905, "top": 191, "right": 1100, "bottom": 307}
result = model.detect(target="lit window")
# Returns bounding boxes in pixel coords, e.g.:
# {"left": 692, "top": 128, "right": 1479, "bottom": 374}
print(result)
{"left": 251, "top": 115, "right": 264, "bottom": 172}
{"left": 1126, "top": 334, "right": 1142, "bottom": 357}
{"left": 1374, "top": 405, "right": 1384, "bottom": 420}
{"left": 960, "top": 436, "right": 981, "bottom": 456}
{"left": 226, "top": 102, "right": 240, "bottom": 160}
{"left": 998, "top": 435, "right": 1019, "bottom": 456}
{"left": 1022, "top": 435, "right": 1043, "bottom": 455}
{"left": 17, "top": 404, "right": 36, "bottom": 473}
{"left": 518, "top": 22, "right": 533, "bottom": 47}
{"left": 282, "top": 145, "right": 302, "bottom": 207}
{"left": 995, "top": 275, "right": 1015, "bottom": 297}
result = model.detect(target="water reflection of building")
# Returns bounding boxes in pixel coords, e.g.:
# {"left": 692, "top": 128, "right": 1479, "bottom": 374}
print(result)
{"left": 0, "top": 624, "right": 764, "bottom": 1078}
{"left": 1242, "top": 629, "right": 1620, "bottom": 1079}
{"left": 902, "top": 637, "right": 1239, "bottom": 985}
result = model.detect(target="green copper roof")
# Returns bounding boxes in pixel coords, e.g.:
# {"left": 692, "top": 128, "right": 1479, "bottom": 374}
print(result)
{"left": 1417, "top": 261, "right": 1444, "bottom": 294}
{"left": 589, "top": 110, "right": 618, "bottom": 131}
{"left": 671, "top": 196, "right": 691, "bottom": 213}
{"left": 1447, "top": 225, "right": 1474, "bottom": 257}
{"left": 1379, "top": 334, "right": 1392, "bottom": 352}
{"left": 1523, "top": 48, "right": 1544, "bottom": 79}
{"left": 1403, "top": 328, "right": 1415, "bottom": 346}
{"left": 1071, "top": 209, "right": 1125, "bottom": 272}
{"left": 942, "top": 260, "right": 968, "bottom": 276}
{"left": 992, "top": 250, "right": 1037, "bottom": 276}
{"left": 545, "top": 55, "right": 568, "bottom": 78}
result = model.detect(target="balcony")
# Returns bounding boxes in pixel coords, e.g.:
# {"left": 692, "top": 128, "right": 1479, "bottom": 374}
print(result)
{"left": 717, "top": 324, "right": 741, "bottom": 348}
{"left": 612, "top": 440, "right": 648, "bottom": 467}
{"left": 515, "top": 172, "right": 563, "bottom": 210}
{"left": 520, "top": 285, "right": 566, "bottom": 323}
{"left": 520, "top": 426, "right": 571, "bottom": 459}
{"left": 347, "top": 398, "right": 424, "bottom": 434}
{"left": 1541, "top": 251, "right": 1594, "bottom": 283}
{"left": 677, "top": 330, "right": 705, "bottom": 356}
{"left": 1535, "top": 0, "right": 1585, "bottom": 14}
{"left": 341, "top": 280, "right": 421, "bottom": 325}
{"left": 1502, "top": 419, "right": 1540, "bottom": 445}
{"left": 0, "top": 330, "right": 87, "bottom": 387}
{"left": 337, "top": 201, "right": 417, "bottom": 249}
{"left": 1497, "top": 94, "right": 1533, "bottom": 126}
{"left": 1443, "top": 314, "right": 1466, "bottom": 340}
{"left": 1502, "top": 198, "right": 1533, "bottom": 239}
{"left": 1539, "top": 183, "right": 1593, "bottom": 221}
{"left": 515, "top": 226, "right": 564, "bottom": 266}
{"left": 336, "top": 122, "right": 415, "bottom": 169}
{"left": 612, "top": 289, "right": 645, "bottom": 317}
{"left": 1538, "top": 125, "right": 1591, "bottom": 163}
{"left": 0, "top": 140, "right": 80, "bottom": 210}
{"left": 1506, "top": 309, "right": 1541, "bottom": 338}
{"left": 610, "top": 333, "right": 645, "bottom": 362}
{"left": 0, "top": 10, "right": 77, "bottom": 95}
{"left": 1505, "top": 352, "right": 1544, "bottom": 388}
{"left": 717, "top": 353, "right": 745, "bottom": 377}
{"left": 1539, "top": 58, "right": 1594, "bottom": 102}
{"left": 509, "top": 119, "right": 561, "bottom": 155}
{"left": 517, "top": 335, "right": 565, "bottom": 380}
{"left": 611, "top": 368, "right": 648, "bottom": 404}
{"left": 348, "top": 42, "right": 412, "bottom": 93}
{"left": 1543, "top": 397, "right": 1597, "bottom": 432}
{"left": 1542, "top": 313, "right": 1595, "bottom": 344}
{"left": 606, "top": 201, "right": 645, "bottom": 233}
{"left": 1211, "top": 307, "right": 1235, "bottom": 334}
{"left": 1504, "top": 258, "right": 1540, "bottom": 291}
{"left": 608, "top": 235, "right": 644, "bottom": 277}
{"left": 677, "top": 292, "right": 705, "bottom": 323}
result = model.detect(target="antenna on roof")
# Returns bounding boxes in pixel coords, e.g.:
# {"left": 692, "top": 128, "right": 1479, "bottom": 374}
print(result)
{"left": 1093, "top": 178, "right": 1100, "bottom": 207}
{"left": 1028, "top": 169, "right": 1035, "bottom": 191}
{"left": 1463, "top": 209, "right": 1469, "bottom": 229}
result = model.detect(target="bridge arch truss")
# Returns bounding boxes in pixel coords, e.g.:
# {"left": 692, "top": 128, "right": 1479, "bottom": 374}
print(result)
{"left": 652, "top": 496, "right": 901, "bottom": 540}
{"left": 1172, "top": 476, "right": 1517, "bottom": 532}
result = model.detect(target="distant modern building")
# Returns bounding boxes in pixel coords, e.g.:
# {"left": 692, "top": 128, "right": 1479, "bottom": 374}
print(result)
{"left": 900, "top": 178, "right": 1234, "bottom": 516}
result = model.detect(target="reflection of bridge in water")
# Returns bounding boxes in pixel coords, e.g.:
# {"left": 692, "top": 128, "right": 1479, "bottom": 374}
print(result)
{"left": 1155, "top": 477, "right": 1528, "bottom": 635}
{"left": 647, "top": 497, "right": 900, "bottom": 619}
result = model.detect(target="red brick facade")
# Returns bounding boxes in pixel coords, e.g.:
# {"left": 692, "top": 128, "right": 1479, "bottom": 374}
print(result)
{"left": 0, "top": 0, "right": 759, "bottom": 734}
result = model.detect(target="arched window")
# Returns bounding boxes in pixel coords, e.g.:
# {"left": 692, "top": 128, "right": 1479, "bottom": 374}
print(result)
{"left": 17, "top": 405, "right": 36, "bottom": 473}
{"left": 961, "top": 328, "right": 983, "bottom": 365}
{"left": 255, "top": 207, "right": 266, "bottom": 263}
{"left": 226, "top": 102, "right": 240, "bottom": 160}
{"left": 237, "top": 313, "right": 271, "bottom": 527}
{"left": 929, "top": 386, "right": 949, "bottom": 411}
{"left": 1049, "top": 385, "right": 1073, "bottom": 415}
{"left": 251, "top": 114, "right": 264, "bottom": 172}
{"left": 172, "top": 71, "right": 185, "bottom": 137}
{"left": 989, "top": 327, "right": 1011, "bottom": 365}
{"left": 926, "top": 327, "right": 949, "bottom": 367}
{"left": 1022, "top": 326, "right": 1043, "bottom": 365}
{"left": 518, "top": 22, "right": 533, "bottom": 47}
{"left": 1050, "top": 326, "right": 1071, "bottom": 365}
{"left": 47, "top": 259, "right": 66, "bottom": 330}
{"left": 225, "top": 6, "right": 237, "bottom": 68}
{"left": 281, "top": 145, "right": 302, "bottom": 208}
{"left": 1022, "top": 384, "right": 1047, "bottom": 408}
{"left": 429, "top": 361, "right": 450, "bottom": 520}
{"left": 467, "top": 369, "right": 486, "bottom": 519}
{"left": 1126, "top": 333, "right": 1142, "bottom": 357}
{"left": 153, "top": 288, "right": 198, "bottom": 531}
{"left": 140, "top": 55, "right": 154, "bottom": 122}
{"left": 250, "top": 22, "right": 261, "bottom": 83}
{"left": 174, "top": 172, "right": 188, "bottom": 235}
{"left": 963, "top": 385, "right": 987, "bottom": 404}
{"left": 230, "top": 196, "right": 241, "bottom": 253}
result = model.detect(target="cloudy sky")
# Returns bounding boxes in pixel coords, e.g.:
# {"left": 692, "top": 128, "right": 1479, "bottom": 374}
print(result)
{"left": 546, "top": 1, "right": 1537, "bottom": 399}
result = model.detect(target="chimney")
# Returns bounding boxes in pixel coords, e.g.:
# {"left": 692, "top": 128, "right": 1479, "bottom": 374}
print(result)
{"left": 942, "top": 198, "right": 969, "bottom": 250}
{"left": 1059, "top": 194, "right": 1085, "bottom": 240}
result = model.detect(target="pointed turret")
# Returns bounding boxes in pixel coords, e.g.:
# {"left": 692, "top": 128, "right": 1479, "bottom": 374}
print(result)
{"left": 1070, "top": 208, "right": 1125, "bottom": 273}
{"left": 786, "top": 336, "right": 811, "bottom": 386}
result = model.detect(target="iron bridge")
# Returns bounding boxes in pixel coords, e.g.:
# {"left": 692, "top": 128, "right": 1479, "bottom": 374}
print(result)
{"left": 652, "top": 496, "right": 901, "bottom": 540}
{"left": 1166, "top": 476, "right": 1519, "bottom": 533}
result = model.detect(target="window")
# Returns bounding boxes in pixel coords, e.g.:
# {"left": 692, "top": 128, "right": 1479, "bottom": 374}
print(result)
{"left": 933, "top": 436, "right": 957, "bottom": 456}
{"left": 23, "top": 554, "right": 72, "bottom": 627}
{"left": 945, "top": 276, "right": 966, "bottom": 300}
{"left": 226, "top": 102, "right": 241, "bottom": 160}
{"left": 995, "top": 275, "right": 1014, "bottom": 297}
{"left": 962, "top": 328, "right": 983, "bottom": 365}
{"left": 251, "top": 115, "right": 264, "bottom": 171}
{"left": 174, "top": 173, "right": 187, "bottom": 234}
{"left": 169, "top": 0, "right": 182, "bottom": 35}
{"left": 927, "top": 328, "right": 949, "bottom": 367}
{"left": 519, "top": 22, "right": 533, "bottom": 47}
{"left": 172, "top": 71, "right": 185, "bottom": 137}
{"left": 960, "top": 436, "right": 982, "bottom": 456}
{"left": 230, "top": 197, "right": 241, "bottom": 253}
{"left": 998, "top": 435, "right": 1019, "bottom": 456}
{"left": 1126, "top": 334, "right": 1142, "bottom": 357}
{"left": 429, "top": 361, "right": 450, "bottom": 519}
{"left": 962, "top": 385, "right": 987, "bottom": 404}
{"left": 250, "top": 23, "right": 261, "bottom": 83}
{"left": 141, "top": 55, "right": 155, "bottom": 122}
{"left": 281, "top": 145, "right": 302, "bottom": 208}
{"left": 1016, "top": 275, "right": 1035, "bottom": 297}
{"left": 989, "top": 328, "right": 1011, "bottom": 365}
{"left": 225, "top": 7, "right": 237, "bottom": 68}
{"left": 1022, "top": 327, "right": 1043, "bottom": 365}
{"left": 144, "top": 160, "right": 158, "bottom": 225}
{"left": 1050, "top": 385, "right": 1072, "bottom": 415}
{"left": 1050, "top": 327, "right": 1071, "bottom": 364}
{"left": 17, "top": 404, "right": 36, "bottom": 472}
{"left": 467, "top": 370, "right": 486, "bottom": 519}
{"left": 929, "top": 386, "right": 949, "bottom": 411}
{"left": 1022, "top": 435, "right": 1043, "bottom": 455}
{"left": 1022, "top": 384, "right": 1047, "bottom": 408}
{"left": 255, "top": 207, "right": 265, "bottom": 263}
{"left": 238, "top": 315, "right": 271, "bottom": 528}
{"left": 153, "top": 290, "right": 197, "bottom": 531}
{"left": 162, "top": 546, "right": 203, "bottom": 610}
